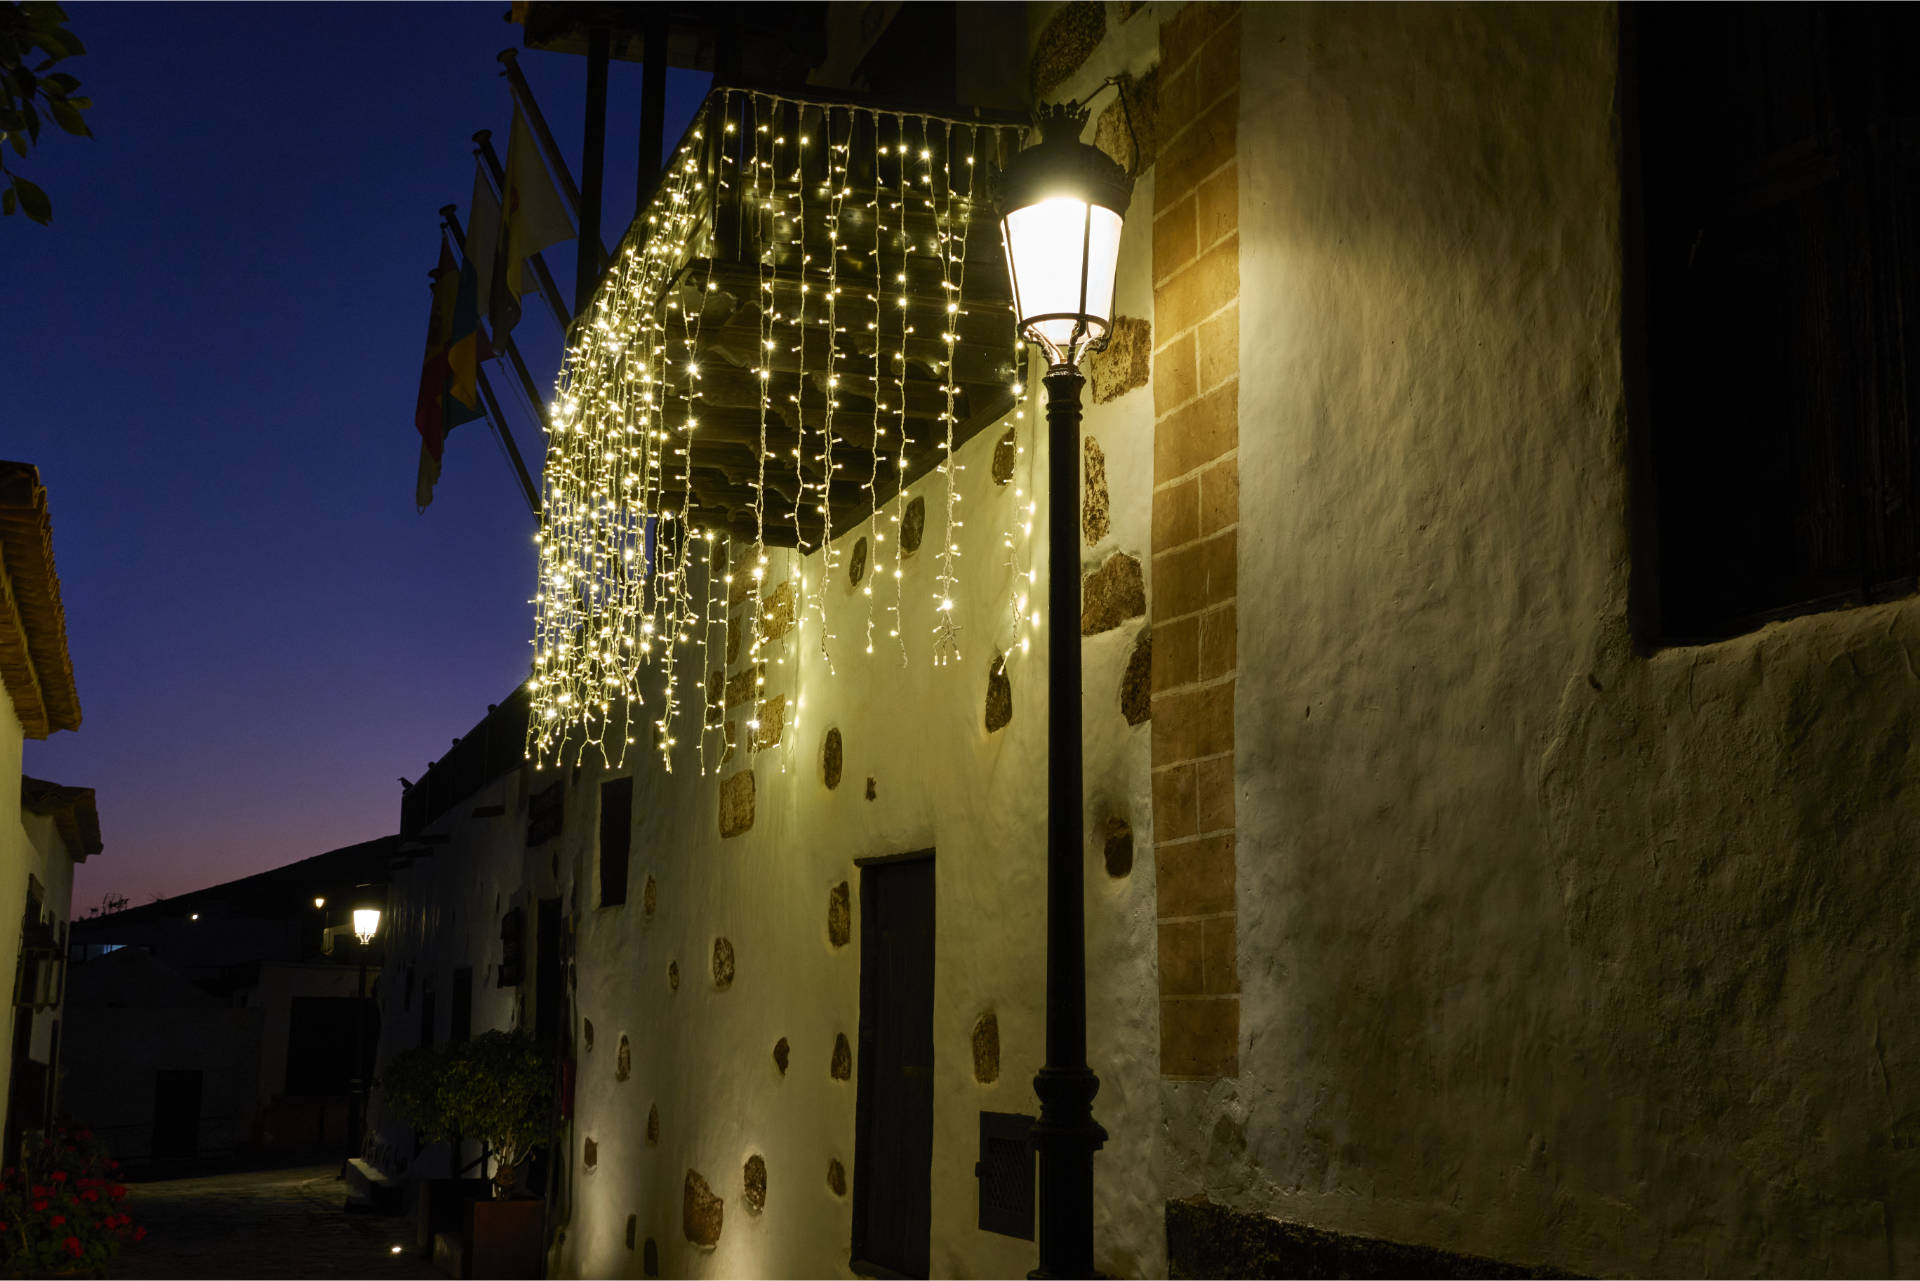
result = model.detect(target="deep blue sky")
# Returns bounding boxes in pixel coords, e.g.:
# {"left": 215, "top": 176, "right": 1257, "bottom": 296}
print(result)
{"left": 10, "top": 3, "right": 706, "bottom": 910}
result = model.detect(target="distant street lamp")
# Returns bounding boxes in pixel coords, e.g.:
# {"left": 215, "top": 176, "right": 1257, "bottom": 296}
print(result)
{"left": 342, "top": 890, "right": 382, "bottom": 1173}
{"left": 996, "top": 98, "right": 1132, "bottom": 1279}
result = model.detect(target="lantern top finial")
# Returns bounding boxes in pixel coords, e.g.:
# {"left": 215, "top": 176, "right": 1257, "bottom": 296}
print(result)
{"left": 997, "top": 100, "right": 1134, "bottom": 218}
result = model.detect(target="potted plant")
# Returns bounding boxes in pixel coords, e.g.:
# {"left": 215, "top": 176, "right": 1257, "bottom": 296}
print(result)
{"left": 379, "top": 1045, "right": 488, "bottom": 1257}
{"left": 379, "top": 1031, "right": 556, "bottom": 1278}
{"left": 0, "top": 1126, "right": 142, "bottom": 1278}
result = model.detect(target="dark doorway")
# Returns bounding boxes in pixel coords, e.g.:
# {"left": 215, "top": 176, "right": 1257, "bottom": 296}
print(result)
{"left": 151, "top": 1069, "right": 203, "bottom": 1160}
{"left": 851, "top": 852, "right": 935, "bottom": 1277}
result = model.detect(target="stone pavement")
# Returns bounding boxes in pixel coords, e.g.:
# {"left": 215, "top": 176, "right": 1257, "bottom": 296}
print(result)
{"left": 110, "top": 1163, "right": 438, "bottom": 1280}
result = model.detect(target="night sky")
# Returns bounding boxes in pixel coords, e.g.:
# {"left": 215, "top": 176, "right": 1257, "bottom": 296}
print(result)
{"left": 10, "top": 3, "right": 707, "bottom": 911}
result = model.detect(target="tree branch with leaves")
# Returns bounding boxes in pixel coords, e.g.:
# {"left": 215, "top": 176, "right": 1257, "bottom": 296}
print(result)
{"left": 0, "top": 1, "right": 92, "bottom": 225}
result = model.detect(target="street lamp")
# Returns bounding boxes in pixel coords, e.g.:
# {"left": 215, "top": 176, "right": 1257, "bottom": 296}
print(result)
{"left": 997, "top": 98, "right": 1132, "bottom": 1280}
{"left": 343, "top": 889, "right": 382, "bottom": 1174}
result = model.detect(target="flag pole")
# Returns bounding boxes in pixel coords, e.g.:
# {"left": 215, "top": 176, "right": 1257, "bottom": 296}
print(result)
{"left": 440, "top": 206, "right": 542, "bottom": 520}
{"left": 497, "top": 49, "right": 607, "bottom": 267}
{"left": 473, "top": 129, "right": 572, "bottom": 330}
{"left": 476, "top": 366, "right": 540, "bottom": 520}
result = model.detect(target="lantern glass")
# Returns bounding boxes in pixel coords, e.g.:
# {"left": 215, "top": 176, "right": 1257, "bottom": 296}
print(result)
{"left": 352, "top": 907, "right": 381, "bottom": 945}
{"left": 1003, "top": 196, "right": 1125, "bottom": 366}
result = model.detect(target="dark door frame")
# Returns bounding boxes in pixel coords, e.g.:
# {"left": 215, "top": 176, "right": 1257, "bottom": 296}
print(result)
{"left": 850, "top": 848, "right": 935, "bottom": 1278}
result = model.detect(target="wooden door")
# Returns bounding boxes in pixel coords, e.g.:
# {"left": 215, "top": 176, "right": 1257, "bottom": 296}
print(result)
{"left": 151, "top": 1068, "right": 202, "bottom": 1159}
{"left": 851, "top": 854, "right": 935, "bottom": 1277}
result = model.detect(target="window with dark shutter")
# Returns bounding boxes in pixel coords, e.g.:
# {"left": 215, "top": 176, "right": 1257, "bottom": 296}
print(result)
{"left": 1628, "top": 4, "right": 1920, "bottom": 641}
{"left": 599, "top": 777, "right": 632, "bottom": 908}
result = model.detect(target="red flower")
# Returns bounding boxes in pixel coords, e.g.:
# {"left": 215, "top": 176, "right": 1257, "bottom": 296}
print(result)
{"left": 30, "top": 1185, "right": 47, "bottom": 1198}
{"left": 133, "top": 1225, "right": 146, "bottom": 1242}
{"left": 109, "top": 1160, "right": 120, "bottom": 1170}
{"left": 0, "top": 1220, "right": 9, "bottom": 1231}
{"left": 50, "top": 1171, "right": 66, "bottom": 1183}
{"left": 31, "top": 1199, "right": 47, "bottom": 1212}
{"left": 75, "top": 1130, "right": 91, "bottom": 1141}
{"left": 81, "top": 1189, "right": 98, "bottom": 1202}
{"left": 109, "top": 1185, "right": 126, "bottom": 1199}
{"left": 49, "top": 1214, "right": 64, "bottom": 1227}
{"left": 64, "top": 1235, "right": 82, "bottom": 1257}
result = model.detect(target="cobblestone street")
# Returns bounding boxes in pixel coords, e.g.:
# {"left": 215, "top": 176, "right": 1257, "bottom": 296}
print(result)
{"left": 111, "top": 1164, "right": 436, "bottom": 1280}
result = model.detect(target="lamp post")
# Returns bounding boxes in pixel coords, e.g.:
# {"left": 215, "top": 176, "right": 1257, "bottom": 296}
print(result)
{"left": 343, "top": 896, "right": 382, "bottom": 1173}
{"left": 997, "top": 100, "right": 1132, "bottom": 1279}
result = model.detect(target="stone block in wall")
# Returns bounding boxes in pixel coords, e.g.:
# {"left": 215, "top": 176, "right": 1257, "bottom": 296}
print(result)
{"left": 682, "top": 1169, "right": 723, "bottom": 1247}
{"left": 1094, "top": 64, "right": 1161, "bottom": 175}
{"left": 743, "top": 1154, "right": 766, "bottom": 1214}
{"left": 1082, "top": 552, "right": 1147, "bottom": 635}
{"left": 972, "top": 1011, "right": 1000, "bottom": 1084}
{"left": 1030, "top": 0, "right": 1106, "bottom": 99}
{"left": 831, "top": 1033, "right": 851, "bottom": 1081}
{"left": 724, "top": 664, "right": 763, "bottom": 710}
{"left": 823, "top": 727, "right": 843, "bottom": 789}
{"left": 758, "top": 581, "right": 796, "bottom": 642}
{"left": 712, "top": 937, "right": 735, "bottom": 989}
{"left": 751, "top": 694, "right": 786, "bottom": 752}
{"left": 985, "top": 654, "right": 1014, "bottom": 733}
{"left": 1088, "top": 316, "right": 1151, "bottom": 404}
{"left": 828, "top": 882, "right": 851, "bottom": 947}
{"left": 719, "top": 770, "right": 755, "bottom": 838}
{"left": 1083, "top": 436, "right": 1112, "bottom": 543}
{"left": 1121, "top": 629, "right": 1153, "bottom": 724}
{"left": 993, "top": 427, "right": 1020, "bottom": 485}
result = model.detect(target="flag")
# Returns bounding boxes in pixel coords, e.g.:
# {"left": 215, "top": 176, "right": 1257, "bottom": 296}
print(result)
{"left": 466, "top": 160, "right": 501, "bottom": 320}
{"left": 415, "top": 239, "right": 494, "bottom": 511}
{"left": 490, "top": 105, "right": 575, "bottom": 350}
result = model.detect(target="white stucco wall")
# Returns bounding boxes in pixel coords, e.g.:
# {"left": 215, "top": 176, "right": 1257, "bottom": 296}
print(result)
{"left": 0, "top": 686, "right": 27, "bottom": 1131}
{"left": 552, "top": 304, "right": 1163, "bottom": 1276}
{"left": 373, "top": 767, "right": 540, "bottom": 1177}
{"left": 1133, "top": 3, "right": 1920, "bottom": 1277}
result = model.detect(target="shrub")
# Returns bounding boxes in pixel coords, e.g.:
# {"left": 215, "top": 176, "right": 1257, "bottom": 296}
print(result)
{"left": 0, "top": 1125, "right": 141, "bottom": 1277}
{"left": 377, "top": 1030, "right": 556, "bottom": 1197}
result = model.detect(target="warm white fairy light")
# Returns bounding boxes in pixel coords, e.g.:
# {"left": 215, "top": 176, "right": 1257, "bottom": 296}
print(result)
{"left": 929, "top": 121, "right": 975, "bottom": 666}
{"left": 885, "top": 115, "right": 915, "bottom": 664}
{"left": 528, "top": 90, "right": 1022, "bottom": 770}
{"left": 999, "top": 340, "right": 1041, "bottom": 664}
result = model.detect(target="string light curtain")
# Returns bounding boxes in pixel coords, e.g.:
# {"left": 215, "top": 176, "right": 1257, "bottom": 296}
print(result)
{"left": 528, "top": 89, "right": 1027, "bottom": 772}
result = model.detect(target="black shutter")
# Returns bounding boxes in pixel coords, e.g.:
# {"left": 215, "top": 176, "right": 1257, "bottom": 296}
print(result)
{"left": 1634, "top": 4, "right": 1920, "bottom": 639}
{"left": 599, "top": 778, "right": 633, "bottom": 907}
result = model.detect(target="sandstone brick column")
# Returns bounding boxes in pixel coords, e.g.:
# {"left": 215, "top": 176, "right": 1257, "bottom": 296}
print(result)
{"left": 1150, "top": 0, "right": 1240, "bottom": 1080}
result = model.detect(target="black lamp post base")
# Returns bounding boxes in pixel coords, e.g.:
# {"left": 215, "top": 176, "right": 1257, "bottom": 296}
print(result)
{"left": 1031, "top": 1064, "right": 1108, "bottom": 1278}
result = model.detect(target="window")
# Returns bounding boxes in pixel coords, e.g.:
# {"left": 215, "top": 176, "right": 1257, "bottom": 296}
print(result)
{"left": 599, "top": 777, "right": 633, "bottom": 907}
{"left": 1629, "top": 5, "right": 1920, "bottom": 640}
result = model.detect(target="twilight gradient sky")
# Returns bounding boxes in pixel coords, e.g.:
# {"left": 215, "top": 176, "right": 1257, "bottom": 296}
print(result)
{"left": 10, "top": 3, "right": 706, "bottom": 910}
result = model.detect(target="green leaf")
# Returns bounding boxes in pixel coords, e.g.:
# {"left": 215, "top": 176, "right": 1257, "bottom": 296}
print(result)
{"left": 6, "top": 130, "right": 24, "bottom": 158}
{"left": 46, "top": 96, "right": 85, "bottom": 136}
{"left": 13, "top": 176, "right": 49, "bottom": 224}
{"left": 1, "top": 186, "right": 15, "bottom": 216}
{"left": 42, "top": 71, "right": 78, "bottom": 95}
